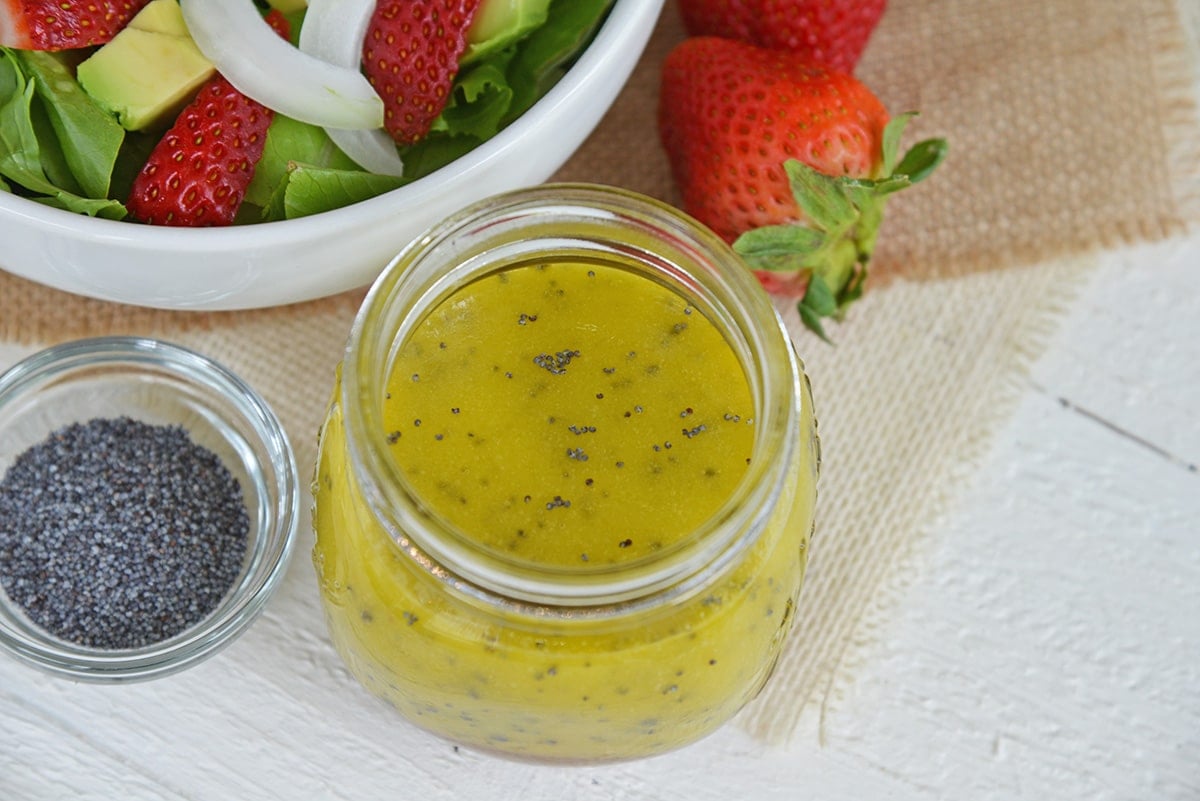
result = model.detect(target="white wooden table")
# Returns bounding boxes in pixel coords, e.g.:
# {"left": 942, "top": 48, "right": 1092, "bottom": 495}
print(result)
{"left": 1, "top": 229, "right": 1196, "bottom": 800}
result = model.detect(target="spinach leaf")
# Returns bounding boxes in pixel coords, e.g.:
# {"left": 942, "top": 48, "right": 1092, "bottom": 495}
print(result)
{"left": 503, "top": 0, "right": 614, "bottom": 124}
{"left": 0, "top": 47, "right": 127, "bottom": 218}
{"left": 275, "top": 162, "right": 405, "bottom": 220}
{"left": 32, "top": 191, "right": 128, "bottom": 219}
{"left": 397, "top": 133, "right": 483, "bottom": 184}
{"left": 245, "top": 114, "right": 359, "bottom": 210}
{"left": 16, "top": 50, "right": 125, "bottom": 198}
{"left": 0, "top": 50, "right": 58, "bottom": 195}
{"left": 435, "top": 58, "right": 514, "bottom": 141}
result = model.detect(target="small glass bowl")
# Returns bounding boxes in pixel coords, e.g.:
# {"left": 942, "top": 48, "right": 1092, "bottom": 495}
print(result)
{"left": 0, "top": 336, "right": 299, "bottom": 682}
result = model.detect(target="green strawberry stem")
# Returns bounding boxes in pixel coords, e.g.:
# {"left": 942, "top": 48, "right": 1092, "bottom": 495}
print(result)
{"left": 734, "top": 113, "right": 948, "bottom": 342}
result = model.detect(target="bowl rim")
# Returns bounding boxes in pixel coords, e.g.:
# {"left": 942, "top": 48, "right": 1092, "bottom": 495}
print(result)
{"left": 0, "top": 336, "right": 300, "bottom": 682}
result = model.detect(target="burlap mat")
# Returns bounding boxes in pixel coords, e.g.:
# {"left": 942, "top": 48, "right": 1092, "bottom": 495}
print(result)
{"left": 2, "top": 0, "right": 1198, "bottom": 743}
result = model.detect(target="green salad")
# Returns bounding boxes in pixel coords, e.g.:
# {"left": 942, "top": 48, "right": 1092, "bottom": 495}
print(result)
{"left": 0, "top": 0, "right": 612, "bottom": 224}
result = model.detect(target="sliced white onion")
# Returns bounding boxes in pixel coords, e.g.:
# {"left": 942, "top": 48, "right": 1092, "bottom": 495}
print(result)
{"left": 297, "top": 0, "right": 374, "bottom": 58}
{"left": 180, "top": 0, "right": 383, "bottom": 130}
{"left": 300, "top": 0, "right": 404, "bottom": 176}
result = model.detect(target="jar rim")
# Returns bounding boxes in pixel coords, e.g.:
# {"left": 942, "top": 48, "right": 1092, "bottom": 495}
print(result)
{"left": 342, "top": 184, "right": 803, "bottom": 608}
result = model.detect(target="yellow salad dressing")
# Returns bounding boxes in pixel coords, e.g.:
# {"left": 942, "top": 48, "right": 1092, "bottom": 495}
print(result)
{"left": 313, "top": 259, "right": 817, "bottom": 760}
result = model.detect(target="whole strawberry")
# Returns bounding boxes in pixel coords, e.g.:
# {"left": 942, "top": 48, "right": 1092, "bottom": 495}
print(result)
{"left": 659, "top": 37, "right": 946, "bottom": 338}
{"left": 126, "top": 11, "right": 289, "bottom": 226}
{"left": 679, "top": 0, "right": 887, "bottom": 74}
{"left": 363, "top": 0, "right": 482, "bottom": 146}
{"left": 0, "top": 0, "right": 149, "bottom": 51}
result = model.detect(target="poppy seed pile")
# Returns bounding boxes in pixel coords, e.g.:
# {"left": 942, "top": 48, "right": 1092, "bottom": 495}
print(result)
{"left": 0, "top": 416, "right": 249, "bottom": 650}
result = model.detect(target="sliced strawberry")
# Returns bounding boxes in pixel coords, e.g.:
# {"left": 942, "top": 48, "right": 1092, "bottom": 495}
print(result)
{"left": 361, "top": 0, "right": 482, "bottom": 146}
{"left": 0, "top": 0, "right": 149, "bottom": 51}
{"left": 126, "top": 10, "right": 289, "bottom": 227}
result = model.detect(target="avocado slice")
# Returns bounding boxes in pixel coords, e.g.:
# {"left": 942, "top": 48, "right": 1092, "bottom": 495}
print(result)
{"left": 76, "top": 0, "right": 215, "bottom": 132}
{"left": 461, "top": 0, "right": 552, "bottom": 65}
{"left": 126, "top": 0, "right": 195, "bottom": 34}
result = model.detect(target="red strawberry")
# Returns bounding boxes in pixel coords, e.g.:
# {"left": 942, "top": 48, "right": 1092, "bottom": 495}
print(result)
{"left": 362, "top": 0, "right": 483, "bottom": 146}
{"left": 679, "top": 0, "right": 887, "bottom": 74}
{"left": 126, "top": 11, "right": 290, "bottom": 227}
{"left": 0, "top": 0, "right": 150, "bottom": 51}
{"left": 677, "top": 0, "right": 756, "bottom": 43}
{"left": 659, "top": 37, "right": 946, "bottom": 338}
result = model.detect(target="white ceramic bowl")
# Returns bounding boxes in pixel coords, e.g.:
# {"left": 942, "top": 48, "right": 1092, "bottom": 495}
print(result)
{"left": 0, "top": 1, "right": 664, "bottom": 311}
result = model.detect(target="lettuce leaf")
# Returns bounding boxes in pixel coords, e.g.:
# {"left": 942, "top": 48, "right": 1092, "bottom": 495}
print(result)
{"left": 503, "top": 0, "right": 614, "bottom": 125}
{"left": 393, "top": 57, "right": 515, "bottom": 184}
{"left": 16, "top": 50, "right": 125, "bottom": 198}
{"left": 245, "top": 114, "right": 360, "bottom": 210}
{"left": 262, "top": 162, "right": 405, "bottom": 221}
{"left": 1, "top": 51, "right": 55, "bottom": 194}
{"left": 460, "top": 0, "right": 551, "bottom": 66}
{"left": 435, "top": 58, "right": 514, "bottom": 141}
{"left": 0, "top": 47, "right": 127, "bottom": 218}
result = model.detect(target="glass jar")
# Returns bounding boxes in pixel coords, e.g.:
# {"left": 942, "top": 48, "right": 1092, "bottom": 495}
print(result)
{"left": 312, "top": 184, "right": 819, "bottom": 761}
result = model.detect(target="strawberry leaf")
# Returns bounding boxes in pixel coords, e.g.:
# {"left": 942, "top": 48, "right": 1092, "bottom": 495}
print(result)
{"left": 785, "top": 159, "right": 858, "bottom": 233}
{"left": 881, "top": 111, "right": 917, "bottom": 175}
{"left": 798, "top": 304, "right": 830, "bottom": 342}
{"left": 836, "top": 262, "right": 868, "bottom": 310}
{"left": 894, "top": 138, "right": 948, "bottom": 185}
{"left": 733, "top": 223, "right": 825, "bottom": 271}
{"left": 842, "top": 174, "right": 912, "bottom": 197}
{"left": 797, "top": 274, "right": 838, "bottom": 342}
